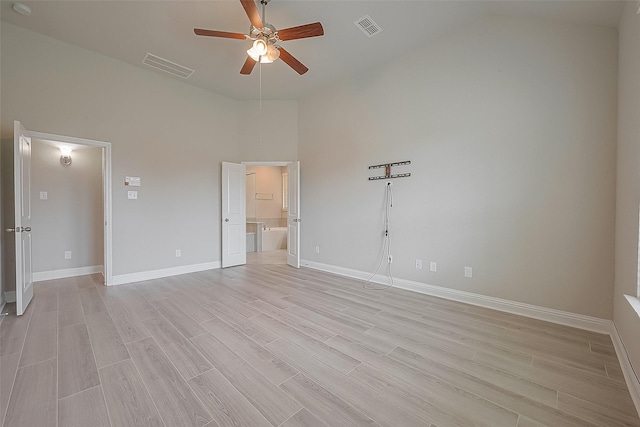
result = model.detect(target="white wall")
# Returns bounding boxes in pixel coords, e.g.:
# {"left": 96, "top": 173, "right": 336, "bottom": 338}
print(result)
{"left": 31, "top": 140, "right": 103, "bottom": 273}
{"left": 614, "top": 1, "right": 640, "bottom": 383}
{"left": 299, "top": 15, "right": 618, "bottom": 319}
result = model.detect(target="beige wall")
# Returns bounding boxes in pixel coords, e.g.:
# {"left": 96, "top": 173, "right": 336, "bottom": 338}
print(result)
{"left": 614, "top": 1, "right": 640, "bottom": 383}
{"left": 246, "top": 165, "right": 286, "bottom": 223}
{"left": 31, "top": 140, "right": 103, "bottom": 273}
{"left": 298, "top": 15, "right": 618, "bottom": 319}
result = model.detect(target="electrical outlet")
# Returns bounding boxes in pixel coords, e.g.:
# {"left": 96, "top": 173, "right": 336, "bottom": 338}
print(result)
{"left": 127, "top": 191, "right": 138, "bottom": 200}
{"left": 40, "top": 191, "right": 48, "bottom": 200}
{"left": 64, "top": 251, "right": 72, "bottom": 260}
{"left": 415, "top": 259, "right": 422, "bottom": 269}
{"left": 175, "top": 249, "right": 181, "bottom": 257}
{"left": 430, "top": 262, "right": 437, "bottom": 272}
{"left": 315, "top": 245, "right": 320, "bottom": 254}
{"left": 465, "top": 266, "right": 473, "bottom": 278}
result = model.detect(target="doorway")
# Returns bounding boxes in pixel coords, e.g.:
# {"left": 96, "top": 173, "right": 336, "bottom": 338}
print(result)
{"left": 246, "top": 165, "right": 288, "bottom": 265}
{"left": 31, "top": 139, "right": 105, "bottom": 281}
{"left": 221, "top": 161, "right": 300, "bottom": 269}
{"left": 25, "top": 129, "right": 112, "bottom": 286}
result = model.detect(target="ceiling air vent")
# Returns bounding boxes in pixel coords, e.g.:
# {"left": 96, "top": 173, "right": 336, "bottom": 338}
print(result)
{"left": 354, "top": 15, "right": 382, "bottom": 38}
{"left": 142, "top": 53, "right": 194, "bottom": 79}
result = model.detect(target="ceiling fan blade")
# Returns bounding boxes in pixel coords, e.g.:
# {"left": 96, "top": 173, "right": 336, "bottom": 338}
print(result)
{"left": 240, "top": 0, "right": 263, "bottom": 29}
{"left": 240, "top": 56, "right": 257, "bottom": 75}
{"left": 277, "top": 47, "right": 309, "bottom": 75}
{"left": 194, "top": 28, "right": 247, "bottom": 40}
{"left": 277, "top": 22, "right": 324, "bottom": 41}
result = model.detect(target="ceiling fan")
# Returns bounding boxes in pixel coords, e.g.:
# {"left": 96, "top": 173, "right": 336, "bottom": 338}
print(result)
{"left": 194, "top": 0, "right": 324, "bottom": 75}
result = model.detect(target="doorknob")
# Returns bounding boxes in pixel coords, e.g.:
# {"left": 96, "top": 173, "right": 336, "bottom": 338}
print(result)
{"left": 22, "top": 227, "right": 31, "bottom": 232}
{"left": 225, "top": 218, "right": 229, "bottom": 222}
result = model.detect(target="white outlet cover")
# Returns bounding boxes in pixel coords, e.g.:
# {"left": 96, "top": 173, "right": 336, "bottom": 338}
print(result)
{"left": 128, "top": 191, "right": 138, "bottom": 200}
{"left": 465, "top": 266, "right": 473, "bottom": 278}
{"left": 65, "top": 251, "right": 72, "bottom": 259}
{"left": 40, "top": 191, "right": 48, "bottom": 200}
{"left": 430, "top": 262, "right": 437, "bottom": 272}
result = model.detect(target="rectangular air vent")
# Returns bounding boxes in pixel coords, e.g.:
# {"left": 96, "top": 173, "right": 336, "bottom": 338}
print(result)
{"left": 355, "top": 15, "right": 382, "bottom": 38}
{"left": 142, "top": 53, "right": 194, "bottom": 79}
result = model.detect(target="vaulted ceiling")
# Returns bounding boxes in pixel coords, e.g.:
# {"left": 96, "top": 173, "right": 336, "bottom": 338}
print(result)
{"left": 0, "top": 1, "right": 624, "bottom": 100}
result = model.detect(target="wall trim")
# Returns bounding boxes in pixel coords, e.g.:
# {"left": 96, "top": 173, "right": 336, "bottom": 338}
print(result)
{"left": 111, "top": 261, "right": 220, "bottom": 286}
{"left": 611, "top": 322, "right": 640, "bottom": 415}
{"left": 301, "top": 259, "right": 612, "bottom": 334}
{"left": 34, "top": 265, "right": 103, "bottom": 282}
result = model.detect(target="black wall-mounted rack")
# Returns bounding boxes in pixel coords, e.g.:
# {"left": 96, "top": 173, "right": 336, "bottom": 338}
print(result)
{"left": 368, "top": 161, "right": 411, "bottom": 180}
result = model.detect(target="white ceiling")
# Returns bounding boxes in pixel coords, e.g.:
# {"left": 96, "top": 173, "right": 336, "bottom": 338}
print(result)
{"left": 0, "top": 0, "right": 624, "bottom": 101}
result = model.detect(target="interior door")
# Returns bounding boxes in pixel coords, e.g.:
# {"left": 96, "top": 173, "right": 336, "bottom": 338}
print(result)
{"left": 221, "top": 162, "right": 246, "bottom": 268}
{"left": 287, "top": 161, "right": 300, "bottom": 268}
{"left": 12, "top": 121, "right": 33, "bottom": 315}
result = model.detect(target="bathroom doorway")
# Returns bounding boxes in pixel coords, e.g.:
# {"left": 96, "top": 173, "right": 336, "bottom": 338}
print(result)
{"left": 245, "top": 165, "right": 288, "bottom": 265}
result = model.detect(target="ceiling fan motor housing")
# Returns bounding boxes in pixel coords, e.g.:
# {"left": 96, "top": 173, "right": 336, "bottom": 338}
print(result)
{"left": 250, "top": 23, "right": 279, "bottom": 45}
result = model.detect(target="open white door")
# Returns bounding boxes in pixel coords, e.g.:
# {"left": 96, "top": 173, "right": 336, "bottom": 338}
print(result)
{"left": 221, "top": 162, "right": 246, "bottom": 268}
{"left": 287, "top": 161, "right": 300, "bottom": 268}
{"left": 12, "top": 121, "right": 34, "bottom": 315}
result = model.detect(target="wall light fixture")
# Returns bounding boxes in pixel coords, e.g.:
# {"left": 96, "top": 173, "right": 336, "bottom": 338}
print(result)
{"left": 60, "top": 147, "right": 72, "bottom": 166}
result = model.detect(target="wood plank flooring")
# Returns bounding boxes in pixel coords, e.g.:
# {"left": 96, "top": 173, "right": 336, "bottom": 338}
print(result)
{"left": 1, "top": 266, "right": 638, "bottom": 427}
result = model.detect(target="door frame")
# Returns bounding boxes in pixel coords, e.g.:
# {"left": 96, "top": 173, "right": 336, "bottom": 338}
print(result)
{"left": 242, "top": 161, "right": 300, "bottom": 267}
{"left": 29, "top": 130, "right": 113, "bottom": 286}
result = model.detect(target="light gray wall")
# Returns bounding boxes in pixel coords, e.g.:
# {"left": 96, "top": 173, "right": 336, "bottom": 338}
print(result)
{"left": 614, "top": 1, "right": 640, "bottom": 383}
{"left": 0, "top": 23, "right": 239, "bottom": 276}
{"left": 0, "top": 9, "right": 3, "bottom": 306}
{"left": 239, "top": 100, "right": 298, "bottom": 162}
{"left": 298, "top": 15, "right": 618, "bottom": 319}
{"left": 31, "top": 140, "right": 103, "bottom": 273}
{"left": 0, "top": 23, "right": 297, "bottom": 277}
{"left": 1, "top": 139, "right": 15, "bottom": 298}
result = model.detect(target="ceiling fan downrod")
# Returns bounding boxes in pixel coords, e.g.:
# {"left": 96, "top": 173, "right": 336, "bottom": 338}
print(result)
{"left": 260, "top": 0, "right": 269, "bottom": 24}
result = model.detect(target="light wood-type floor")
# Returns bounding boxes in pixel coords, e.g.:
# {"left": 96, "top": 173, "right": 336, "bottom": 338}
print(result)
{"left": 1, "top": 266, "right": 639, "bottom": 427}
{"left": 247, "top": 249, "right": 287, "bottom": 265}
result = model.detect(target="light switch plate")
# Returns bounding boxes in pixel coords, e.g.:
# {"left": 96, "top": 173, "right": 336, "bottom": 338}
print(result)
{"left": 40, "top": 191, "right": 48, "bottom": 200}
{"left": 128, "top": 191, "right": 138, "bottom": 200}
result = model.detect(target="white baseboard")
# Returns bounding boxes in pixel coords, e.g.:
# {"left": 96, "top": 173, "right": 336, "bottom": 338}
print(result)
{"left": 301, "top": 259, "right": 612, "bottom": 335}
{"left": 34, "top": 265, "right": 103, "bottom": 282}
{"left": 111, "top": 261, "right": 221, "bottom": 286}
{"left": 611, "top": 323, "right": 640, "bottom": 415}
{"left": 4, "top": 291, "right": 16, "bottom": 303}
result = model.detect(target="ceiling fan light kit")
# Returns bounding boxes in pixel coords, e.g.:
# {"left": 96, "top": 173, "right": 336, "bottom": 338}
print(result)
{"left": 194, "top": 0, "right": 324, "bottom": 75}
